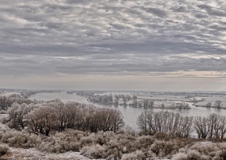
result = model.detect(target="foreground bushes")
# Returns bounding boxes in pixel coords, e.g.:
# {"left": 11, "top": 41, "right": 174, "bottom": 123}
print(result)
{"left": 0, "top": 129, "right": 191, "bottom": 159}
{"left": 2, "top": 129, "right": 226, "bottom": 159}
{"left": 0, "top": 145, "right": 10, "bottom": 157}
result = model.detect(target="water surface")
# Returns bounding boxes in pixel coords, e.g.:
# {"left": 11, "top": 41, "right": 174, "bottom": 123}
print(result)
{"left": 30, "top": 92, "right": 226, "bottom": 130}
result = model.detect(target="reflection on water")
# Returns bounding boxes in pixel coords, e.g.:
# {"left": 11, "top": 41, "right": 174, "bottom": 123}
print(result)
{"left": 30, "top": 92, "right": 226, "bottom": 131}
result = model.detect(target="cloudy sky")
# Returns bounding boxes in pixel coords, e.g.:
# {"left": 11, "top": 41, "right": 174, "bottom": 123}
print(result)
{"left": 1, "top": 0, "right": 226, "bottom": 91}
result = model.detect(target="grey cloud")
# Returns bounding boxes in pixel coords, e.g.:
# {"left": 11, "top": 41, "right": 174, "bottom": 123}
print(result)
{"left": 0, "top": 0, "right": 226, "bottom": 77}
{"left": 198, "top": 4, "right": 226, "bottom": 17}
{"left": 144, "top": 7, "right": 167, "bottom": 17}
{"left": 1, "top": 54, "right": 226, "bottom": 76}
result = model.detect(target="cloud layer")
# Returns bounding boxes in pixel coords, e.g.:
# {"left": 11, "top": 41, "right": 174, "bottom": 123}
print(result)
{"left": 1, "top": 0, "right": 226, "bottom": 78}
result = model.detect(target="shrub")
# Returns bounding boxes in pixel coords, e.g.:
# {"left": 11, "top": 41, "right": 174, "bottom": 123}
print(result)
{"left": 137, "top": 136, "right": 154, "bottom": 149}
{"left": 187, "top": 150, "right": 201, "bottom": 160}
{"left": 80, "top": 136, "right": 94, "bottom": 147}
{"left": 0, "top": 145, "right": 10, "bottom": 157}
{"left": 154, "top": 132, "right": 170, "bottom": 140}
{"left": 172, "top": 152, "right": 188, "bottom": 160}
{"left": 1, "top": 130, "right": 37, "bottom": 148}
{"left": 219, "top": 149, "right": 226, "bottom": 160}
{"left": 150, "top": 140, "right": 179, "bottom": 157}
{"left": 121, "top": 150, "right": 146, "bottom": 160}
{"left": 95, "top": 134, "right": 106, "bottom": 146}
{"left": 80, "top": 144, "right": 106, "bottom": 159}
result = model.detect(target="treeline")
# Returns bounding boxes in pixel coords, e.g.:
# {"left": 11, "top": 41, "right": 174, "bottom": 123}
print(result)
{"left": 82, "top": 93, "right": 190, "bottom": 110}
{"left": 85, "top": 93, "right": 155, "bottom": 108}
{"left": 137, "top": 111, "right": 226, "bottom": 139}
{"left": 87, "top": 94, "right": 136, "bottom": 106}
{"left": 6, "top": 100, "right": 124, "bottom": 136}
{"left": 0, "top": 94, "right": 32, "bottom": 111}
{"left": 2, "top": 94, "right": 226, "bottom": 140}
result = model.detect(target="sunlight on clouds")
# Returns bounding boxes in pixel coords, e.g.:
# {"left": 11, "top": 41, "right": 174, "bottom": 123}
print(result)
{"left": 0, "top": 0, "right": 226, "bottom": 90}
{"left": 54, "top": 56, "right": 86, "bottom": 61}
{"left": 179, "top": 54, "right": 226, "bottom": 60}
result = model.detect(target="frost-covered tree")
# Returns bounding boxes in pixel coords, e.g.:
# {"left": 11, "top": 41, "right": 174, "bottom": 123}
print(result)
{"left": 137, "top": 112, "right": 148, "bottom": 134}
{"left": 88, "top": 108, "right": 124, "bottom": 133}
{"left": 194, "top": 113, "right": 226, "bottom": 139}
{"left": 25, "top": 106, "right": 58, "bottom": 136}
{"left": 7, "top": 102, "right": 37, "bottom": 130}
{"left": 194, "top": 116, "right": 210, "bottom": 139}
{"left": 137, "top": 111, "right": 193, "bottom": 137}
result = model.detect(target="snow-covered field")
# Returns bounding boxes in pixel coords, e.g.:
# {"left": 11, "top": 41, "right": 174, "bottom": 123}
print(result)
{"left": 1, "top": 147, "right": 92, "bottom": 160}
{"left": 0, "top": 92, "right": 20, "bottom": 97}
{"left": 138, "top": 93, "right": 226, "bottom": 108}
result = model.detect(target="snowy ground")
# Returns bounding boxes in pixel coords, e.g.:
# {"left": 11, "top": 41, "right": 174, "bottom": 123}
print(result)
{"left": 2, "top": 147, "right": 92, "bottom": 160}
{"left": 0, "top": 91, "right": 20, "bottom": 97}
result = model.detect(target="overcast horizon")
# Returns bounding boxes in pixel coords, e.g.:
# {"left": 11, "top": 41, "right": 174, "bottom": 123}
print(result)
{"left": 1, "top": 0, "right": 226, "bottom": 91}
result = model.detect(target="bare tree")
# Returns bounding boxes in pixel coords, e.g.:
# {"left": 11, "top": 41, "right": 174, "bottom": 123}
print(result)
{"left": 137, "top": 111, "right": 193, "bottom": 137}
{"left": 194, "top": 116, "right": 210, "bottom": 139}
{"left": 217, "top": 115, "right": 226, "bottom": 139}
{"left": 194, "top": 114, "right": 226, "bottom": 139}
{"left": 89, "top": 108, "right": 124, "bottom": 133}
{"left": 137, "top": 111, "right": 149, "bottom": 134}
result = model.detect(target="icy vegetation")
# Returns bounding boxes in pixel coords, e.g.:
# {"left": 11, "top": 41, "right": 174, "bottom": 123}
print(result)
{"left": 1, "top": 93, "right": 226, "bottom": 159}
{"left": 76, "top": 91, "right": 226, "bottom": 109}
{"left": 2, "top": 129, "right": 226, "bottom": 159}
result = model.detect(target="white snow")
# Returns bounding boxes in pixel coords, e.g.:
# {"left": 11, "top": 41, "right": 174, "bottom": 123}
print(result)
{"left": 8, "top": 147, "right": 91, "bottom": 160}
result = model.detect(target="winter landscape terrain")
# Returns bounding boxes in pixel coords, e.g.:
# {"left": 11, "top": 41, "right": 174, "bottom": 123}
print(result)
{"left": 1, "top": 90, "right": 226, "bottom": 159}
{"left": 1, "top": 0, "right": 226, "bottom": 159}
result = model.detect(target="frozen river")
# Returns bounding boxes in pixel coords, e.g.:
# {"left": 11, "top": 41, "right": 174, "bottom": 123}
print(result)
{"left": 30, "top": 92, "right": 226, "bottom": 131}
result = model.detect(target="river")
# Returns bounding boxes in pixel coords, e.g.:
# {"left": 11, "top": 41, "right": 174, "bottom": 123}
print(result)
{"left": 30, "top": 92, "right": 226, "bottom": 131}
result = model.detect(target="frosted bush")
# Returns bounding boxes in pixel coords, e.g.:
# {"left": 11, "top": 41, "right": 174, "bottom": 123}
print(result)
{"left": 80, "top": 136, "right": 94, "bottom": 146}
{"left": 200, "top": 155, "right": 211, "bottom": 160}
{"left": 137, "top": 135, "right": 154, "bottom": 148}
{"left": 171, "top": 142, "right": 226, "bottom": 160}
{"left": 77, "top": 133, "right": 85, "bottom": 140}
{"left": 121, "top": 150, "right": 145, "bottom": 160}
{"left": 103, "top": 131, "right": 115, "bottom": 137}
{"left": 37, "top": 139, "right": 55, "bottom": 152}
{"left": 124, "top": 125, "right": 136, "bottom": 136}
{"left": 172, "top": 152, "right": 188, "bottom": 160}
{"left": 150, "top": 140, "right": 178, "bottom": 157}
{"left": 69, "top": 142, "right": 80, "bottom": 152}
{"left": 1, "top": 130, "right": 36, "bottom": 148}
{"left": 154, "top": 132, "right": 169, "bottom": 140}
{"left": 106, "top": 140, "right": 119, "bottom": 149}
{"left": 80, "top": 144, "right": 105, "bottom": 159}
{"left": 0, "top": 145, "right": 10, "bottom": 156}
{"left": 190, "top": 142, "right": 215, "bottom": 154}
{"left": 187, "top": 150, "right": 201, "bottom": 159}
{"left": 219, "top": 149, "right": 226, "bottom": 160}
{"left": 212, "top": 155, "right": 222, "bottom": 160}
{"left": 95, "top": 134, "right": 106, "bottom": 145}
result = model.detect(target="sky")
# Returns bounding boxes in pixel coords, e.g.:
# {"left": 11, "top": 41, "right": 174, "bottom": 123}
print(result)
{"left": 0, "top": 0, "right": 226, "bottom": 91}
